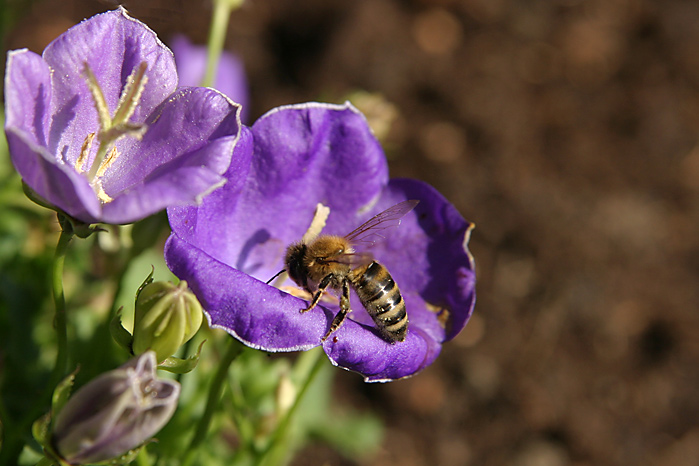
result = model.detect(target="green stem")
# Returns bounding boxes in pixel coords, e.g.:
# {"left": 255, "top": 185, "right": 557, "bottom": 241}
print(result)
{"left": 183, "top": 338, "right": 244, "bottom": 466}
{"left": 0, "top": 226, "right": 73, "bottom": 466}
{"left": 256, "top": 347, "right": 326, "bottom": 466}
{"left": 202, "top": 0, "right": 244, "bottom": 88}
{"left": 49, "top": 227, "right": 74, "bottom": 390}
{"left": 136, "top": 444, "right": 152, "bottom": 466}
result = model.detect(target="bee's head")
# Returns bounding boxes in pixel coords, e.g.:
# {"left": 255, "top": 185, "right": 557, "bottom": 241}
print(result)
{"left": 284, "top": 242, "right": 308, "bottom": 289}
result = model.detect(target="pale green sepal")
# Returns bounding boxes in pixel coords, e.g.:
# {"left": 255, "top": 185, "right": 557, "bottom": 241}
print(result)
{"left": 33, "top": 368, "right": 80, "bottom": 465}
{"left": 94, "top": 445, "right": 142, "bottom": 465}
{"left": 32, "top": 413, "right": 52, "bottom": 457}
{"left": 135, "top": 267, "right": 155, "bottom": 304}
{"left": 158, "top": 340, "right": 206, "bottom": 374}
{"left": 51, "top": 369, "right": 79, "bottom": 420}
{"left": 22, "top": 183, "right": 102, "bottom": 238}
{"left": 35, "top": 456, "right": 59, "bottom": 466}
{"left": 33, "top": 370, "right": 79, "bottom": 466}
{"left": 110, "top": 308, "right": 134, "bottom": 353}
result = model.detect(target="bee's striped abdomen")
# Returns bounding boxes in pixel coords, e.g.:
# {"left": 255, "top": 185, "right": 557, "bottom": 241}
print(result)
{"left": 351, "top": 261, "right": 408, "bottom": 342}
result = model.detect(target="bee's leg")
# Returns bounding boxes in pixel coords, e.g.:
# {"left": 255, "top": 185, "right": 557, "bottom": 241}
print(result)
{"left": 301, "top": 273, "right": 334, "bottom": 313}
{"left": 322, "top": 279, "right": 351, "bottom": 342}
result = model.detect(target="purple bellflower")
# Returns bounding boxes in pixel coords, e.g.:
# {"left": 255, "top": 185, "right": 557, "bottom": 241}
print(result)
{"left": 170, "top": 34, "right": 250, "bottom": 123}
{"left": 165, "top": 102, "right": 476, "bottom": 382}
{"left": 52, "top": 351, "right": 180, "bottom": 465}
{"left": 4, "top": 8, "right": 241, "bottom": 225}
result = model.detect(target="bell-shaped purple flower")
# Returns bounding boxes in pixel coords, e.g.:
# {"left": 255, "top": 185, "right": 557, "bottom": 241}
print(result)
{"left": 170, "top": 34, "right": 250, "bottom": 123}
{"left": 4, "top": 8, "right": 241, "bottom": 224}
{"left": 52, "top": 351, "right": 180, "bottom": 464}
{"left": 165, "top": 102, "right": 476, "bottom": 382}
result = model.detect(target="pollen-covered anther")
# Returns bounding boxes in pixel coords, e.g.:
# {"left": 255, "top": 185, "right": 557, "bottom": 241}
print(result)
{"left": 95, "top": 146, "right": 119, "bottom": 178}
{"left": 74, "top": 132, "right": 95, "bottom": 173}
{"left": 94, "top": 179, "right": 113, "bottom": 204}
{"left": 425, "top": 302, "right": 451, "bottom": 329}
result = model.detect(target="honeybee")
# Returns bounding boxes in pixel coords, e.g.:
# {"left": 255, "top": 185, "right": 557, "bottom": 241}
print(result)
{"left": 274, "top": 200, "right": 419, "bottom": 343}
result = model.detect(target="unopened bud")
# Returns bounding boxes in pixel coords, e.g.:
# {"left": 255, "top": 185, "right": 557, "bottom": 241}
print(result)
{"left": 132, "top": 280, "right": 203, "bottom": 362}
{"left": 52, "top": 351, "right": 180, "bottom": 465}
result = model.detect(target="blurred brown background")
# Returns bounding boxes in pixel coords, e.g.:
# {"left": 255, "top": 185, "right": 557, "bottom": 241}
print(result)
{"left": 4, "top": 0, "right": 699, "bottom": 465}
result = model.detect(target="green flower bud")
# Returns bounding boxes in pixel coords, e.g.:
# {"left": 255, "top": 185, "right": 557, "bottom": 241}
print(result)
{"left": 132, "top": 280, "right": 203, "bottom": 363}
{"left": 52, "top": 351, "right": 180, "bottom": 465}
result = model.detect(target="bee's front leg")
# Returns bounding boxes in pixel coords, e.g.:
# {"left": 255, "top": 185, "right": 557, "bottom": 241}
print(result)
{"left": 322, "top": 279, "right": 351, "bottom": 342}
{"left": 301, "top": 273, "right": 334, "bottom": 313}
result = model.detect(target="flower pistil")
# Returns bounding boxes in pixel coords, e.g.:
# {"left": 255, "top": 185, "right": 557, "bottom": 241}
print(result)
{"left": 78, "top": 61, "right": 150, "bottom": 202}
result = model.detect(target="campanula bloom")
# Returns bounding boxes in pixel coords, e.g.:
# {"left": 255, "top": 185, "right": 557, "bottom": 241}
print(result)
{"left": 52, "top": 351, "right": 180, "bottom": 464}
{"left": 4, "top": 8, "right": 241, "bottom": 224}
{"left": 170, "top": 34, "right": 250, "bottom": 123}
{"left": 165, "top": 102, "right": 476, "bottom": 382}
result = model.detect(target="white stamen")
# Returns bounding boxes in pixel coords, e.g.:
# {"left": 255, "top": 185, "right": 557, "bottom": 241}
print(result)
{"left": 270, "top": 203, "right": 331, "bottom": 289}
{"left": 302, "top": 203, "right": 330, "bottom": 244}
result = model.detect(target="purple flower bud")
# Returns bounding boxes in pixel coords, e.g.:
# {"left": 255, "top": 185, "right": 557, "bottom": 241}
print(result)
{"left": 52, "top": 351, "right": 180, "bottom": 464}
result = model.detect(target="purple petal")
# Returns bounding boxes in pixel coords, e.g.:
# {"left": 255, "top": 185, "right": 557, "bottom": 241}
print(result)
{"left": 5, "top": 49, "right": 101, "bottom": 219}
{"left": 170, "top": 34, "right": 249, "bottom": 122}
{"left": 4, "top": 49, "right": 51, "bottom": 148}
{"left": 99, "top": 87, "right": 241, "bottom": 224}
{"left": 166, "top": 234, "right": 330, "bottom": 351}
{"left": 42, "top": 8, "right": 177, "bottom": 168}
{"left": 169, "top": 102, "right": 388, "bottom": 278}
{"left": 323, "top": 317, "right": 443, "bottom": 382}
{"left": 358, "top": 178, "right": 477, "bottom": 342}
{"left": 2, "top": 12, "right": 119, "bottom": 221}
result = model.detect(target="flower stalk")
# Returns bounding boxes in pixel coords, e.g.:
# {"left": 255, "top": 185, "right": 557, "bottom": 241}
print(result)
{"left": 183, "top": 338, "right": 245, "bottom": 466}
{"left": 49, "top": 223, "right": 74, "bottom": 390}
{"left": 257, "top": 347, "right": 326, "bottom": 466}
{"left": 203, "top": 0, "right": 245, "bottom": 88}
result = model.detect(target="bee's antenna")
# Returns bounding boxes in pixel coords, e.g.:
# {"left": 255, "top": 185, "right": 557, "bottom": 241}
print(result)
{"left": 266, "top": 269, "right": 287, "bottom": 285}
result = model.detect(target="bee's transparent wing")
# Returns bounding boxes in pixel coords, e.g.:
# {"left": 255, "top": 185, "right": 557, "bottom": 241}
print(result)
{"left": 344, "top": 199, "right": 419, "bottom": 246}
{"left": 331, "top": 251, "right": 374, "bottom": 267}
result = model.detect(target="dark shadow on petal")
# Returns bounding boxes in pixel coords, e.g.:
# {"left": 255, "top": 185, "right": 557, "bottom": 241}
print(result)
{"left": 33, "top": 83, "right": 47, "bottom": 148}
{"left": 236, "top": 228, "right": 271, "bottom": 274}
{"left": 49, "top": 94, "right": 79, "bottom": 157}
